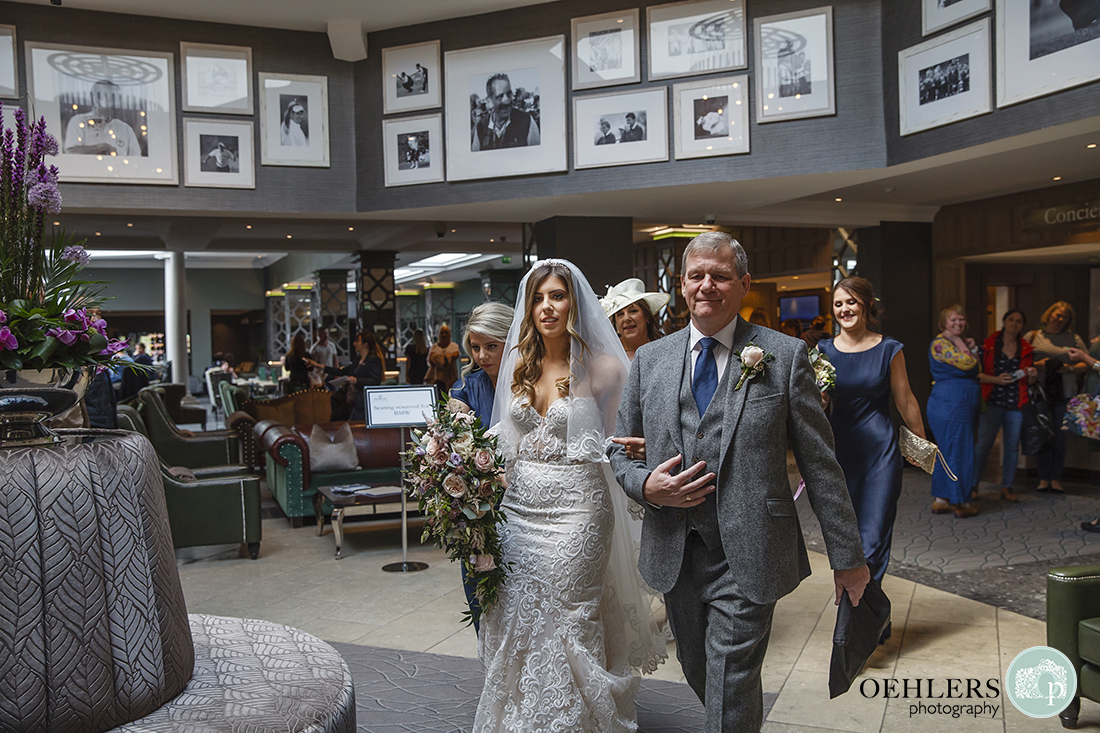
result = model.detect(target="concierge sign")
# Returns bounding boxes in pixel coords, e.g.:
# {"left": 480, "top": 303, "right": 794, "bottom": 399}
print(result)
{"left": 1023, "top": 201, "right": 1100, "bottom": 233}
{"left": 364, "top": 385, "right": 437, "bottom": 428}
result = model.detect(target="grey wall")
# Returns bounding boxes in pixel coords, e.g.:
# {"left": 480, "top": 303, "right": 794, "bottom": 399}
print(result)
{"left": 356, "top": 0, "right": 888, "bottom": 213}
{"left": 881, "top": 3, "right": 1100, "bottom": 166}
{"left": 94, "top": 266, "right": 267, "bottom": 370}
{"left": 3, "top": 1, "right": 358, "bottom": 214}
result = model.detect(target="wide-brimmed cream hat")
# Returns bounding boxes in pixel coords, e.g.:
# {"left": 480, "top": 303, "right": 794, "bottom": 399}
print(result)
{"left": 599, "top": 278, "right": 671, "bottom": 318}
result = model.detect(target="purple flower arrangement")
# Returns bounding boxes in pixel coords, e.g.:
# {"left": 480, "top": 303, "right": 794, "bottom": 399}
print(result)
{"left": 1, "top": 103, "right": 138, "bottom": 374}
{"left": 403, "top": 397, "right": 509, "bottom": 627}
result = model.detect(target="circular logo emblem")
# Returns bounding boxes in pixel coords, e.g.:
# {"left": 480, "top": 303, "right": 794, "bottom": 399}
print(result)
{"left": 1004, "top": 646, "right": 1077, "bottom": 718}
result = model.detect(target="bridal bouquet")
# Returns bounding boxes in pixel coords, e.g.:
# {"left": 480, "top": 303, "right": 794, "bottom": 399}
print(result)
{"left": 403, "top": 398, "right": 509, "bottom": 626}
{"left": 808, "top": 347, "right": 836, "bottom": 392}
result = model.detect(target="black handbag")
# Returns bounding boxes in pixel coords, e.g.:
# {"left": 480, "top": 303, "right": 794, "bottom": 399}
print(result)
{"left": 1021, "top": 383, "right": 1054, "bottom": 456}
{"left": 828, "top": 577, "right": 891, "bottom": 698}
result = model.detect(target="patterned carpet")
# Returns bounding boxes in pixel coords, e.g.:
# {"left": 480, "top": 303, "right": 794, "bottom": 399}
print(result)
{"left": 796, "top": 465, "right": 1100, "bottom": 620}
{"left": 328, "top": 643, "right": 751, "bottom": 732}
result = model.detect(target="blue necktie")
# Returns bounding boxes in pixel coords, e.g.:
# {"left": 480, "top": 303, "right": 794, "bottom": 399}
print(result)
{"left": 693, "top": 337, "right": 719, "bottom": 416}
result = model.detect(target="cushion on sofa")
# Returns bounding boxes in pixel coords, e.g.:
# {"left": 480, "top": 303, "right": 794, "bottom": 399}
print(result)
{"left": 1080, "top": 617, "right": 1100, "bottom": 666}
{"left": 309, "top": 423, "right": 360, "bottom": 472}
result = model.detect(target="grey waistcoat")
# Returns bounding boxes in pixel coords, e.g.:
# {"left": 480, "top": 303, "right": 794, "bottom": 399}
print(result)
{"left": 680, "top": 343, "right": 734, "bottom": 549}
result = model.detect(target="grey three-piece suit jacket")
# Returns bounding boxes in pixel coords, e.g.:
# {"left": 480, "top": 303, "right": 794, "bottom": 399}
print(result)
{"left": 608, "top": 317, "right": 866, "bottom": 606}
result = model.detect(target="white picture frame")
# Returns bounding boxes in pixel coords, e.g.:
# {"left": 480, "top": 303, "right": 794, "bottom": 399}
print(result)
{"left": 899, "top": 19, "right": 991, "bottom": 136}
{"left": 573, "top": 88, "right": 668, "bottom": 170}
{"left": 25, "top": 42, "right": 177, "bottom": 185}
{"left": 0, "top": 25, "right": 16, "bottom": 99}
{"left": 647, "top": 0, "right": 747, "bottom": 81}
{"left": 180, "top": 42, "right": 253, "bottom": 115}
{"left": 382, "top": 40, "right": 441, "bottom": 114}
{"left": 996, "top": 0, "right": 1100, "bottom": 108}
{"left": 571, "top": 9, "right": 641, "bottom": 91}
{"left": 922, "top": 0, "right": 991, "bottom": 36}
{"left": 383, "top": 113, "right": 444, "bottom": 187}
{"left": 183, "top": 118, "right": 254, "bottom": 189}
{"left": 258, "top": 72, "right": 329, "bottom": 167}
{"left": 444, "top": 35, "right": 567, "bottom": 182}
{"left": 673, "top": 75, "right": 749, "bottom": 159}
{"left": 754, "top": 6, "right": 835, "bottom": 124}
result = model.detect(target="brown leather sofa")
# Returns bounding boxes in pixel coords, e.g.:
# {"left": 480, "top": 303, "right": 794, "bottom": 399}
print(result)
{"left": 260, "top": 421, "right": 404, "bottom": 528}
{"left": 227, "top": 388, "right": 331, "bottom": 470}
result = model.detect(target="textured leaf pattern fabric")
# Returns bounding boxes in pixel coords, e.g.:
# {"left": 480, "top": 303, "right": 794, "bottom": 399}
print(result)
{"left": 110, "top": 614, "right": 356, "bottom": 733}
{"left": 0, "top": 430, "right": 194, "bottom": 733}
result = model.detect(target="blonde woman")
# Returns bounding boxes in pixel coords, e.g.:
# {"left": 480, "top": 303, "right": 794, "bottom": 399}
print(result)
{"left": 448, "top": 300, "right": 513, "bottom": 635}
{"left": 1025, "top": 301, "right": 1087, "bottom": 493}
{"left": 475, "top": 260, "right": 665, "bottom": 731}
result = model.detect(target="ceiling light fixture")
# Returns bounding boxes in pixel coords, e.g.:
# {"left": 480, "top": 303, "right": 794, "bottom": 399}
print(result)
{"left": 94, "top": 232, "right": 101, "bottom": 236}
{"left": 834, "top": 197, "right": 843, "bottom": 202}
{"left": 246, "top": 225, "right": 252, "bottom": 229}
{"left": 127, "top": 222, "right": 133, "bottom": 227}
{"left": 348, "top": 227, "right": 354, "bottom": 231}
{"left": 1088, "top": 143, "right": 1097, "bottom": 149}
{"left": 286, "top": 234, "right": 292, "bottom": 239}
{"left": 1053, "top": 176, "right": 1062, "bottom": 181}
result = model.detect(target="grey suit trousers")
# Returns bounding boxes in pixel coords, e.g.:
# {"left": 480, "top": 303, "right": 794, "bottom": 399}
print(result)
{"left": 666, "top": 531, "right": 776, "bottom": 733}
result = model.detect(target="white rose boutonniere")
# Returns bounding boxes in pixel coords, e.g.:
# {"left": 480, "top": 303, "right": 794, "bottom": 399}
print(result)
{"left": 735, "top": 342, "right": 774, "bottom": 391}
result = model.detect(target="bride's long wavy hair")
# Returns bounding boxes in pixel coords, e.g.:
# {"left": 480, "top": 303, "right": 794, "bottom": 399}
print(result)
{"left": 511, "top": 261, "right": 590, "bottom": 405}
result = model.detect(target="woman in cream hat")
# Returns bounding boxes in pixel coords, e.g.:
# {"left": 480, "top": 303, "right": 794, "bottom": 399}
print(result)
{"left": 600, "top": 278, "right": 671, "bottom": 361}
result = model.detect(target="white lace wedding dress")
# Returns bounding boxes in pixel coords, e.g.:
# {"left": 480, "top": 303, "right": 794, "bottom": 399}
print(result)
{"left": 474, "top": 396, "right": 665, "bottom": 733}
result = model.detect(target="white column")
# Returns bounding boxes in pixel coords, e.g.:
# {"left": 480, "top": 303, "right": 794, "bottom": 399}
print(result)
{"left": 164, "top": 252, "right": 189, "bottom": 390}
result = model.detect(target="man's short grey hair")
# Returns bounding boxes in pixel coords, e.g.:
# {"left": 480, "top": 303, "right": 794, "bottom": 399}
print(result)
{"left": 486, "top": 73, "right": 511, "bottom": 97}
{"left": 682, "top": 231, "right": 749, "bottom": 279}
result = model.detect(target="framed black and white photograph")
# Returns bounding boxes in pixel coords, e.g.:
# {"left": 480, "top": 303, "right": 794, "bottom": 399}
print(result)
{"left": 922, "top": 0, "right": 991, "bottom": 36}
{"left": 444, "top": 36, "right": 567, "bottom": 182}
{"left": 754, "top": 6, "right": 835, "bottom": 124}
{"left": 24, "top": 42, "right": 177, "bottom": 184}
{"left": 673, "top": 75, "right": 749, "bottom": 159}
{"left": 996, "top": 0, "right": 1100, "bottom": 108}
{"left": 899, "top": 19, "right": 990, "bottom": 136}
{"left": 647, "top": 0, "right": 746, "bottom": 81}
{"left": 258, "top": 72, "right": 329, "bottom": 167}
{"left": 183, "top": 118, "right": 254, "bottom": 188}
{"left": 382, "top": 40, "right": 441, "bottom": 114}
{"left": 573, "top": 87, "right": 668, "bottom": 170}
{"left": 571, "top": 10, "right": 641, "bottom": 90}
{"left": 180, "top": 42, "right": 253, "bottom": 114}
{"left": 383, "top": 113, "right": 444, "bottom": 187}
{"left": 0, "top": 25, "right": 16, "bottom": 99}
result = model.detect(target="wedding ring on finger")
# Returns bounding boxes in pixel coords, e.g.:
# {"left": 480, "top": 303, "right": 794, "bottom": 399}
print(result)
{"left": 686, "top": 494, "right": 692, "bottom": 502}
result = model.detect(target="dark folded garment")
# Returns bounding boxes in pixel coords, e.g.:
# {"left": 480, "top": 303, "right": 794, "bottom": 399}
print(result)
{"left": 829, "top": 577, "right": 891, "bottom": 699}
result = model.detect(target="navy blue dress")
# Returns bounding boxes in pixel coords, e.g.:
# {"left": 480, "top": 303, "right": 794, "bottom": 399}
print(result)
{"left": 448, "top": 368, "right": 496, "bottom": 633}
{"left": 818, "top": 337, "right": 903, "bottom": 584}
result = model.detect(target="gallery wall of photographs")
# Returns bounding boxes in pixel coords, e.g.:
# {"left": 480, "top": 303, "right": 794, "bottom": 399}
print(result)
{"left": 0, "top": 27, "right": 332, "bottom": 190}
{"left": 1, "top": 0, "right": 1097, "bottom": 195}
{"left": 376, "top": 0, "right": 1100, "bottom": 187}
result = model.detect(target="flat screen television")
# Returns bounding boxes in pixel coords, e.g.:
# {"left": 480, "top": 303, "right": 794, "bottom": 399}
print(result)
{"left": 779, "top": 295, "right": 819, "bottom": 322}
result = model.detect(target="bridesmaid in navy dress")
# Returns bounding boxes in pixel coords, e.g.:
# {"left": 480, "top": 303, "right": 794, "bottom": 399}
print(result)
{"left": 817, "top": 277, "right": 926, "bottom": 590}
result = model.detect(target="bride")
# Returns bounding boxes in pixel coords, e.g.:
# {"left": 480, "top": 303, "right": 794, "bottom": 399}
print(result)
{"left": 475, "top": 260, "right": 667, "bottom": 732}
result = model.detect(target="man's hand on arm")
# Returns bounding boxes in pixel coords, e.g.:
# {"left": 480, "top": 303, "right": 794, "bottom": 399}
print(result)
{"left": 833, "top": 565, "right": 871, "bottom": 607}
{"left": 642, "top": 454, "right": 715, "bottom": 508}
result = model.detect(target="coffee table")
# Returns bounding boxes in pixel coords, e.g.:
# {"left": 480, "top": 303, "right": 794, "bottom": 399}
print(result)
{"left": 313, "top": 484, "right": 421, "bottom": 560}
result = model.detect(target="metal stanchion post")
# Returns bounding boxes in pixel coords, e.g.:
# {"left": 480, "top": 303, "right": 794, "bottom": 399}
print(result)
{"left": 383, "top": 425, "right": 428, "bottom": 573}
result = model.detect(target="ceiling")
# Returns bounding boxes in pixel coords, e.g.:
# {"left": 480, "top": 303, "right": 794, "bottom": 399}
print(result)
{"left": 9, "top": 0, "right": 558, "bottom": 33}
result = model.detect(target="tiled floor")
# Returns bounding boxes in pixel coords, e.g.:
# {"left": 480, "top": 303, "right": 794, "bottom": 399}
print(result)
{"left": 177, "top": 515, "right": 1094, "bottom": 732}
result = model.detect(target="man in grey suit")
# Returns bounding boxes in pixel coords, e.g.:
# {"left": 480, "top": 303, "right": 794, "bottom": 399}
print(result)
{"left": 609, "top": 232, "right": 869, "bottom": 732}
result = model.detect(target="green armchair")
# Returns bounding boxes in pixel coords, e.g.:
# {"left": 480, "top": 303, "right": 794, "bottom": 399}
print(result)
{"left": 1047, "top": 565, "right": 1100, "bottom": 728}
{"left": 219, "top": 380, "right": 249, "bottom": 416}
{"left": 118, "top": 406, "right": 262, "bottom": 559}
{"left": 137, "top": 388, "right": 242, "bottom": 468}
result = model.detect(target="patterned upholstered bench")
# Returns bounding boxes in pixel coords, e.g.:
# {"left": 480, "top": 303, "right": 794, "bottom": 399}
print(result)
{"left": 109, "top": 615, "right": 356, "bottom": 733}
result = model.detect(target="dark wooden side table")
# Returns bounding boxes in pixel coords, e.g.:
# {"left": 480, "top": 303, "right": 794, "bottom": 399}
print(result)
{"left": 313, "top": 484, "right": 420, "bottom": 559}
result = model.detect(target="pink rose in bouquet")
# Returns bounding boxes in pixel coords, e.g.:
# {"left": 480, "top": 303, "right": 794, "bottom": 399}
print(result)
{"left": 473, "top": 554, "right": 497, "bottom": 572}
{"left": 474, "top": 449, "right": 495, "bottom": 472}
{"left": 442, "top": 473, "right": 468, "bottom": 498}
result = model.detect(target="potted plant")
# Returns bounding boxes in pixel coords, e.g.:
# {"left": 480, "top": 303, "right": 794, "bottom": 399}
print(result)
{"left": 1, "top": 103, "right": 138, "bottom": 445}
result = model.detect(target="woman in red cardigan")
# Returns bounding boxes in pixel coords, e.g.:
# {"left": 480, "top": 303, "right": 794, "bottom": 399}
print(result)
{"left": 974, "top": 310, "right": 1037, "bottom": 502}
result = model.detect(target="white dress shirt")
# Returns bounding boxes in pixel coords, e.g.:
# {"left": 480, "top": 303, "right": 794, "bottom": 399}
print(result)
{"left": 688, "top": 318, "right": 739, "bottom": 386}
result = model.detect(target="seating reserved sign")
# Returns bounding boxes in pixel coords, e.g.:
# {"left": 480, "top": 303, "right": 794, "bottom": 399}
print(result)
{"left": 363, "top": 385, "right": 437, "bottom": 428}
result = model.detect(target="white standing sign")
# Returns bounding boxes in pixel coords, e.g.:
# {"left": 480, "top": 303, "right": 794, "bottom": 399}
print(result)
{"left": 364, "top": 385, "right": 436, "bottom": 428}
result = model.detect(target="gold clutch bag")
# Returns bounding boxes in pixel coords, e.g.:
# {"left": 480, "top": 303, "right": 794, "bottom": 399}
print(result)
{"left": 899, "top": 426, "right": 957, "bottom": 481}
